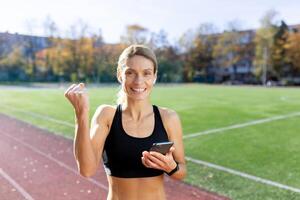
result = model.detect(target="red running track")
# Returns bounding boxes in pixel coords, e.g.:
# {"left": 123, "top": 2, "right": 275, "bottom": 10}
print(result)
{"left": 0, "top": 114, "right": 230, "bottom": 200}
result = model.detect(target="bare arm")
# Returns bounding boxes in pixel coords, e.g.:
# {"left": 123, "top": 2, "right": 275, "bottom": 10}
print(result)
{"left": 141, "top": 108, "right": 187, "bottom": 180}
{"left": 74, "top": 105, "right": 111, "bottom": 177}
{"left": 65, "top": 83, "right": 112, "bottom": 177}
{"left": 164, "top": 110, "right": 187, "bottom": 180}
{"left": 73, "top": 111, "right": 95, "bottom": 177}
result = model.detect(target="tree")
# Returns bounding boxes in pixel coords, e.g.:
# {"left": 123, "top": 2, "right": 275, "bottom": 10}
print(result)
{"left": 213, "top": 21, "right": 246, "bottom": 82}
{"left": 35, "top": 38, "right": 71, "bottom": 81}
{"left": 180, "top": 23, "right": 218, "bottom": 82}
{"left": 254, "top": 10, "right": 280, "bottom": 84}
{"left": 120, "top": 25, "right": 150, "bottom": 45}
{"left": 149, "top": 30, "right": 182, "bottom": 82}
{"left": 213, "top": 31, "right": 241, "bottom": 68}
{"left": 0, "top": 46, "right": 27, "bottom": 81}
{"left": 0, "top": 34, "right": 6, "bottom": 60}
{"left": 42, "top": 16, "right": 59, "bottom": 81}
{"left": 178, "top": 29, "right": 197, "bottom": 82}
{"left": 62, "top": 21, "right": 94, "bottom": 82}
{"left": 149, "top": 29, "right": 169, "bottom": 50}
{"left": 24, "top": 20, "right": 39, "bottom": 81}
{"left": 284, "top": 30, "right": 300, "bottom": 74}
{"left": 94, "top": 43, "right": 125, "bottom": 82}
{"left": 90, "top": 30, "right": 105, "bottom": 82}
{"left": 272, "top": 21, "right": 290, "bottom": 78}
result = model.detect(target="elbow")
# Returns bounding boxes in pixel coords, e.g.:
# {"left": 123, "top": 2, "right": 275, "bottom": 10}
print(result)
{"left": 78, "top": 165, "right": 97, "bottom": 178}
{"left": 79, "top": 169, "right": 95, "bottom": 178}
{"left": 75, "top": 158, "right": 98, "bottom": 178}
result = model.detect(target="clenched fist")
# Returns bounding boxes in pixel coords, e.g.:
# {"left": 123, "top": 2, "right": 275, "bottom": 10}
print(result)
{"left": 64, "top": 83, "right": 90, "bottom": 117}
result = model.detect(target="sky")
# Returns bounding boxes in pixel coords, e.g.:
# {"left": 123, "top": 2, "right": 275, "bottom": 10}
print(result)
{"left": 0, "top": 0, "right": 299, "bottom": 43}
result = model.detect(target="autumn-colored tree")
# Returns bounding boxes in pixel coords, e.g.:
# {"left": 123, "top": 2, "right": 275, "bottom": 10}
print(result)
{"left": 284, "top": 31, "right": 300, "bottom": 74}
{"left": 120, "top": 25, "right": 150, "bottom": 45}
{"left": 94, "top": 43, "right": 126, "bottom": 82}
{"left": 213, "top": 29, "right": 255, "bottom": 82}
{"left": 35, "top": 37, "right": 71, "bottom": 80}
{"left": 42, "top": 16, "right": 59, "bottom": 80}
{"left": 254, "top": 10, "right": 279, "bottom": 83}
{"left": 213, "top": 31, "right": 241, "bottom": 68}
{"left": 0, "top": 46, "right": 25, "bottom": 67}
{"left": 90, "top": 31, "right": 104, "bottom": 82}
{"left": 0, "top": 46, "right": 27, "bottom": 80}
{"left": 24, "top": 20, "right": 40, "bottom": 81}
{"left": 39, "top": 20, "right": 108, "bottom": 82}
{"left": 77, "top": 37, "right": 95, "bottom": 81}
{"left": 180, "top": 23, "right": 218, "bottom": 82}
{"left": 61, "top": 21, "right": 94, "bottom": 81}
{"left": 189, "top": 37, "right": 207, "bottom": 78}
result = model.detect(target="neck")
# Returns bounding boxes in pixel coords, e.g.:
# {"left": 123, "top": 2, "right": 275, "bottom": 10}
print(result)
{"left": 122, "top": 99, "right": 153, "bottom": 121}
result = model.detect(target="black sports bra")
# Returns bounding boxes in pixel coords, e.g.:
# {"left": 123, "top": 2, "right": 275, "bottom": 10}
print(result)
{"left": 102, "top": 104, "right": 169, "bottom": 178}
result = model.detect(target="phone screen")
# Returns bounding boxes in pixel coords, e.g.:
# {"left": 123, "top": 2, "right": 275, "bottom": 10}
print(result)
{"left": 150, "top": 141, "right": 174, "bottom": 155}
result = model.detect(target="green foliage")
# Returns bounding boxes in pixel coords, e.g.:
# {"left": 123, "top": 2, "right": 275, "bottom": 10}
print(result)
{"left": 254, "top": 10, "right": 280, "bottom": 80}
{"left": 0, "top": 46, "right": 26, "bottom": 68}
{"left": 285, "top": 31, "right": 300, "bottom": 74}
{"left": 157, "top": 58, "right": 182, "bottom": 82}
{"left": 70, "top": 72, "right": 77, "bottom": 82}
{"left": 213, "top": 31, "right": 241, "bottom": 68}
{"left": 1, "top": 14, "right": 300, "bottom": 84}
{"left": 156, "top": 46, "right": 183, "bottom": 82}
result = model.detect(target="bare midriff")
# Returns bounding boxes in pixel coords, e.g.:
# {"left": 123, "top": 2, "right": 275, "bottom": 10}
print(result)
{"left": 106, "top": 175, "right": 166, "bottom": 200}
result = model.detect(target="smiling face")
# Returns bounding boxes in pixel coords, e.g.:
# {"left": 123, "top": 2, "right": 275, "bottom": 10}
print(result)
{"left": 120, "top": 55, "right": 157, "bottom": 102}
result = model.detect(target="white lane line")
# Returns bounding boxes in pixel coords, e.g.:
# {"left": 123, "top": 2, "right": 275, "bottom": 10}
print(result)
{"left": 0, "top": 130, "right": 108, "bottom": 191}
{"left": 184, "top": 112, "right": 300, "bottom": 139}
{"left": 3, "top": 104, "right": 300, "bottom": 141}
{"left": 0, "top": 113, "right": 73, "bottom": 141}
{"left": 0, "top": 168, "right": 35, "bottom": 200}
{"left": 0, "top": 105, "right": 74, "bottom": 127}
{"left": 2, "top": 104, "right": 300, "bottom": 193}
{"left": 186, "top": 156, "right": 300, "bottom": 193}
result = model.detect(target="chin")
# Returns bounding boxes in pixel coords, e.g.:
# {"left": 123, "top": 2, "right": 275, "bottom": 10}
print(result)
{"left": 129, "top": 92, "right": 151, "bottom": 101}
{"left": 128, "top": 94, "right": 149, "bottom": 101}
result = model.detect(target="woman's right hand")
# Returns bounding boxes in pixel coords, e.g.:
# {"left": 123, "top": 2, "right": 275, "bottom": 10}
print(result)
{"left": 64, "top": 83, "right": 90, "bottom": 117}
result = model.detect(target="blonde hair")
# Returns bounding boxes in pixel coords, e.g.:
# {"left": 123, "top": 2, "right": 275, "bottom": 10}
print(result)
{"left": 116, "top": 44, "right": 158, "bottom": 105}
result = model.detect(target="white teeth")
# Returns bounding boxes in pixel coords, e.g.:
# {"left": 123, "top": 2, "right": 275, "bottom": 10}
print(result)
{"left": 132, "top": 88, "right": 145, "bottom": 92}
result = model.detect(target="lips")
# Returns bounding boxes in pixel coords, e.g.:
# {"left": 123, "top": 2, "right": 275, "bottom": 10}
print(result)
{"left": 131, "top": 88, "right": 146, "bottom": 93}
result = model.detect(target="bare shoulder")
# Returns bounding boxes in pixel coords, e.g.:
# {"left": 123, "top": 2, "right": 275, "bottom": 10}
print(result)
{"left": 92, "top": 104, "right": 117, "bottom": 127}
{"left": 157, "top": 106, "right": 180, "bottom": 123}
{"left": 94, "top": 104, "right": 116, "bottom": 115}
{"left": 157, "top": 106, "right": 182, "bottom": 135}
{"left": 157, "top": 106, "right": 183, "bottom": 140}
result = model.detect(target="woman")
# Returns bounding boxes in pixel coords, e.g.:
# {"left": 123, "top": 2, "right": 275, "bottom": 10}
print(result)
{"left": 64, "top": 44, "right": 186, "bottom": 200}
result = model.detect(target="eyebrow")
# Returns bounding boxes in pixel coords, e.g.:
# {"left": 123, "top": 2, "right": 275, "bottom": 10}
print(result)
{"left": 126, "top": 68, "right": 153, "bottom": 72}
{"left": 144, "top": 68, "right": 153, "bottom": 71}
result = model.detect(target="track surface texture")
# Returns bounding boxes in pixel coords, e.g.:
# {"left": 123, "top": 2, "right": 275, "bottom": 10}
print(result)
{"left": 0, "top": 113, "right": 229, "bottom": 200}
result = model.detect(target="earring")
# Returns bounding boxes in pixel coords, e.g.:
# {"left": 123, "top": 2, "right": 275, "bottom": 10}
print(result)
{"left": 118, "top": 77, "right": 122, "bottom": 83}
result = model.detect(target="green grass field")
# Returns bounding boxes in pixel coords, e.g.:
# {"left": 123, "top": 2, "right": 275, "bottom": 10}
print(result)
{"left": 1, "top": 84, "right": 300, "bottom": 200}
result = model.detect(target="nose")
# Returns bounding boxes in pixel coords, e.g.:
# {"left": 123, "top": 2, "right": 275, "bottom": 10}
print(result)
{"left": 133, "top": 75, "right": 144, "bottom": 84}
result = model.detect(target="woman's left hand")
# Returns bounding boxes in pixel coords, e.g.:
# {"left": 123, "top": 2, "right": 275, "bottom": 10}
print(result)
{"left": 141, "top": 147, "right": 177, "bottom": 173}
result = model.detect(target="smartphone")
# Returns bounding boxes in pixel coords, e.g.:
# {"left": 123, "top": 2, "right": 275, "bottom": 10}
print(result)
{"left": 150, "top": 141, "right": 174, "bottom": 155}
